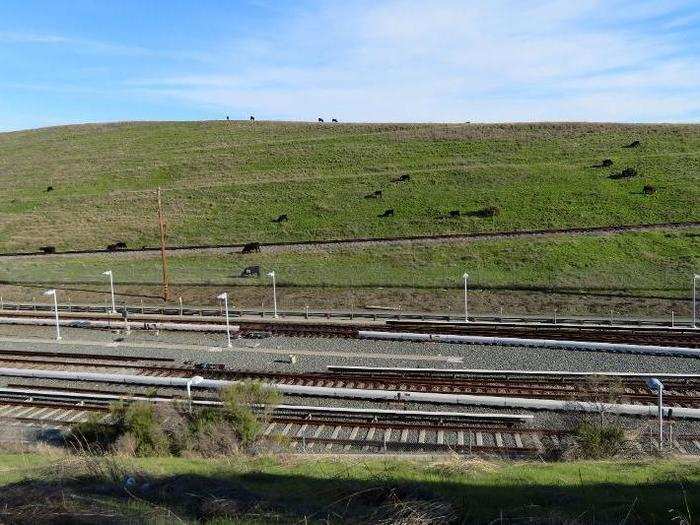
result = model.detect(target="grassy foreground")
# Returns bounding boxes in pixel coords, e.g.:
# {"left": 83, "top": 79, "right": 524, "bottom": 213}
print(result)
{"left": 0, "top": 121, "right": 698, "bottom": 252}
{"left": 2, "top": 229, "right": 697, "bottom": 316}
{"left": 0, "top": 453, "right": 696, "bottom": 523}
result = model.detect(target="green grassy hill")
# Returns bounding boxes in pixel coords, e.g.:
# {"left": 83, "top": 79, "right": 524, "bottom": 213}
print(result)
{"left": 1, "top": 121, "right": 698, "bottom": 252}
{"left": 1, "top": 121, "right": 698, "bottom": 315}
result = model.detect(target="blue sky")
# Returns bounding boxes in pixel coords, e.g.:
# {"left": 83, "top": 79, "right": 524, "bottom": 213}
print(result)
{"left": 1, "top": 0, "right": 699, "bottom": 131}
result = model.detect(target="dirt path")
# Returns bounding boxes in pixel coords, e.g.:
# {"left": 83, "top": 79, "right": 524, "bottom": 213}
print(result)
{"left": 2, "top": 221, "right": 698, "bottom": 260}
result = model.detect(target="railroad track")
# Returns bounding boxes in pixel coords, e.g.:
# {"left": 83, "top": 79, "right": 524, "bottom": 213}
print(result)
{"left": 0, "top": 387, "right": 697, "bottom": 455}
{"left": 1, "top": 308, "right": 697, "bottom": 347}
{"left": 0, "top": 350, "right": 698, "bottom": 407}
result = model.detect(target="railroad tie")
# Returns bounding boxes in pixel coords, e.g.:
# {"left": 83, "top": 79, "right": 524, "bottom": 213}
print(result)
{"left": 281, "top": 422, "right": 293, "bottom": 437}
{"left": 327, "top": 426, "right": 341, "bottom": 450}
{"left": 292, "top": 424, "right": 308, "bottom": 449}
{"left": 400, "top": 428, "right": 409, "bottom": 443}
{"left": 363, "top": 427, "right": 376, "bottom": 451}
{"left": 437, "top": 429, "right": 444, "bottom": 446}
{"left": 476, "top": 432, "right": 484, "bottom": 447}
{"left": 40, "top": 409, "right": 67, "bottom": 421}
{"left": 673, "top": 440, "right": 687, "bottom": 455}
{"left": 514, "top": 433, "right": 523, "bottom": 449}
{"left": 0, "top": 405, "right": 19, "bottom": 416}
{"left": 550, "top": 435, "right": 560, "bottom": 447}
{"left": 308, "top": 425, "right": 324, "bottom": 450}
{"left": 26, "top": 407, "right": 49, "bottom": 418}
{"left": 263, "top": 422, "right": 276, "bottom": 436}
{"left": 418, "top": 429, "right": 426, "bottom": 445}
{"left": 65, "top": 410, "right": 88, "bottom": 423}
{"left": 495, "top": 433, "right": 504, "bottom": 448}
{"left": 345, "top": 427, "right": 360, "bottom": 451}
{"left": 693, "top": 440, "right": 700, "bottom": 451}
{"left": 457, "top": 431, "right": 464, "bottom": 447}
{"left": 12, "top": 407, "right": 37, "bottom": 418}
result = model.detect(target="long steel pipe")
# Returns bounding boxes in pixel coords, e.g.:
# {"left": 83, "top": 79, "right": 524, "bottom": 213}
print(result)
{"left": 0, "top": 316, "right": 238, "bottom": 333}
{"left": 327, "top": 366, "right": 700, "bottom": 379}
{"left": 358, "top": 331, "right": 700, "bottom": 358}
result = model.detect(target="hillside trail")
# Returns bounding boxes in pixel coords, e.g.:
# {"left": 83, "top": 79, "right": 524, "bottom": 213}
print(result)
{"left": 2, "top": 220, "right": 697, "bottom": 260}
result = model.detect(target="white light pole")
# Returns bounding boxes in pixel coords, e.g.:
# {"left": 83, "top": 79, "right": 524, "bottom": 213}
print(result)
{"left": 43, "top": 289, "right": 61, "bottom": 341}
{"left": 102, "top": 270, "right": 116, "bottom": 314}
{"left": 693, "top": 274, "right": 700, "bottom": 329}
{"left": 267, "top": 271, "right": 278, "bottom": 318}
{"left": 462, "top": 273, "right": 469, "bottom": 322}
{"left": 186, "top": 375, "right": 204, "bottom": 411}
{"left": 646, "top": 377, "right": 664, "bottom": 448}
{"left": 216, "top": 292, "right": 233, "bottom": 347}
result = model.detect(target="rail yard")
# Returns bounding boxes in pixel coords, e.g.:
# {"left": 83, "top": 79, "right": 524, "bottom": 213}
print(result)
{"left": 0, "top": 301, "right": 697, "bottom": 458}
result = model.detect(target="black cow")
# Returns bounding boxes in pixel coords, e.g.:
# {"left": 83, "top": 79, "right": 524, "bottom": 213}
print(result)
{"left": 624, "top": 140, "right": 641, "bottom": 148}
{"left": 379, "top": 209, "right": 395, "bottom": 218}
{"left": 332, "top": 118, "right": 338, "bottom": 122}
{"left": 39, "top": 246, "right": 56, "bottom": 254}
{"left": 226, "top": 116, "right": 230, "bottom": 121}
{"left": 106, "top": 241, "right": 127, "bottom": 252}
{"left": 46, "top": 186, "right": 54, "bottom": 192}
{"left": 601, "top": 159, "right": 613, "bottom": 167}
{"left": 609, "top": 167, "right": 638, "bottom": 180}
{"left": 242, "top": 242, "right": 261, "bottom": 254}
{"left": 392, "top": 174, "right": 411, "bottom": 183}
{"left": 250, "top": 116, "right": 255, "bottom": 121}
{"left": 448, "top": 210, "right": 461, "bottom": 218}
{"left": 241, "top": 265, "right": 261, "bottom": 277}
{"left": 318, "top": 118, "right": 324, "bottom": 123}
{"left": 273, "top": 214, "right": 289, "bottom": 223}
{"left": 468, "top": 206, "right": 500, "bottom": 218}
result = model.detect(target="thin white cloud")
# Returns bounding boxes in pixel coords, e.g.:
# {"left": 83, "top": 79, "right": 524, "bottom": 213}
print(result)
{"left": 124, "top": 0, "right": 699, "bottom": 122}
{"left": 0, "top": 30, "right": 212, "bottom": 63}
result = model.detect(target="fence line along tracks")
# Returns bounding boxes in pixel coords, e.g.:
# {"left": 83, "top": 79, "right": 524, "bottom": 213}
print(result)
{"left": 0, "top": 304, "right": 697, "bottom": 347}
{"left": 1, "top": 351, "right": 698, "bottom": 408}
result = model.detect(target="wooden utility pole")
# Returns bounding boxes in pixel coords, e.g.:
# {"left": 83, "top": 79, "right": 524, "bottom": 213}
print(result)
{"left": 157, "top": 187, "right": 170, "bottom": 301}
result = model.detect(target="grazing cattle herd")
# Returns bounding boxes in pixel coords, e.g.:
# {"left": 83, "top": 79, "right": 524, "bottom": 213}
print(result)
{"left": 35, "top": 138, "right": 648, "bottom": 264}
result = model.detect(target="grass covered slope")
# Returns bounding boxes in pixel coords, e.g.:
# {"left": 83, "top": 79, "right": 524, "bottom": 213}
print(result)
{"left": 0, "top": 454, "right": 697, "bottom": 523}
{"left": 0, "top": 121, "right": 698, "bottom": 252}
{"left": 2, "top": 230, "right": 696, "bottom": 316}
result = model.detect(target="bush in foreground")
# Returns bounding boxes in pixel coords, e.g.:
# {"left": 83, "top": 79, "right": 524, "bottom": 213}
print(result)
{"left": 70, "top": 381, "right": 281, "bottom": 457}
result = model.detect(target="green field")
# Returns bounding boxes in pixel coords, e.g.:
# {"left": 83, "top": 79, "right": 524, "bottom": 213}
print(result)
{"left": 1, "top": 230, "right": 697, "bottom": 316}
{"left": 0, "top": 454, "right": 696, "bottom": 523}
{"left": 0, "top": 121, "right": 698, "bottom": 252}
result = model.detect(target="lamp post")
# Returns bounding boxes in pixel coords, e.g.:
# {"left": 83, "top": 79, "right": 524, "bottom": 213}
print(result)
{"left": 186, "top": 375, "right": 204, "bottom": 412}
{"left": 646, "top": 377, "right": 664, "bottom": 448}
{"left": 102, "top": 270, "right": 116, "bottom": 314}
{"left": 693, "top": 274, "right": 700, "bottom": 329}
{"left": 216, "top": 292, "right": 233, "bottom": 347}
{"left": 43, "top": 289, "right": 61, "bottom": 341}
{"left": 267, "top": 271, "right": 278, "bottom": 318}
{"left": 462, "top": 273, "right": 469, "bottom": 322}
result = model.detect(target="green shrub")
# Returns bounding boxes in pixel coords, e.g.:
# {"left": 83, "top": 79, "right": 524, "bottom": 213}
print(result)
{"left": 220, "top": 382, "right": 281, "bottom": 445}
{"left": 572, "top": 422, "right": 627, "bottom": 459}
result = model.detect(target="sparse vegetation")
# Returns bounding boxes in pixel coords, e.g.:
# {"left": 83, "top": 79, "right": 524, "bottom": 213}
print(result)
{"left": 568, "top": 421, "right": 629, "bottom": 459}
{"left": 71, "top": 382, "right": 281, "bottom": 457}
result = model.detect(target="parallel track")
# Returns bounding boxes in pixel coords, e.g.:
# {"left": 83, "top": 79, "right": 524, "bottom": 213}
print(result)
{"left": 0, "top": 308, "right": 697, "bottom": 347}
{"left": 1, "top": 388, "right": 697, "bottom": 455}
{"left": 0, "top": 350, "right": 697, "bottom": 407}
